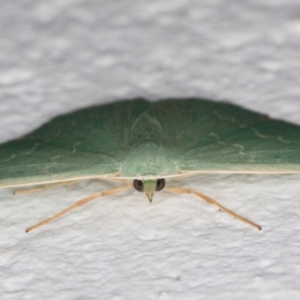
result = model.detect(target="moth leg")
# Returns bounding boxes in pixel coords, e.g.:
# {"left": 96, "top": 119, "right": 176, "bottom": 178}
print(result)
{"left": 164, "top": 186, "right": 262, "bottom": 230}
{"left": 14, "top": 181, "right": 79, "bottom": 195}
{"left": 26, "top": 184, "right": 132, "bottom": 232}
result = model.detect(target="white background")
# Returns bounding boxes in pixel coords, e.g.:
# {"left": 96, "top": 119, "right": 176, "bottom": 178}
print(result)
{"left": 1, "top": 1, "right": 300, "bottom": 299}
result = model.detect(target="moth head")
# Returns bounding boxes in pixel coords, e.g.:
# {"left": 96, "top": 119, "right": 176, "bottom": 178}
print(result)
{"left": 133, "top": 179, "right": 165, "bottom": 203}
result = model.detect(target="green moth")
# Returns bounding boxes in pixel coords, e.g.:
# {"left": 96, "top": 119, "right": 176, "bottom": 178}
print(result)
{"left": 1, "top": 99, "right": 299, "bottom": 232}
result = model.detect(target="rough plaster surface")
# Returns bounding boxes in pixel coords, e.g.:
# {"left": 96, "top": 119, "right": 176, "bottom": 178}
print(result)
{"left": 1, "top": 1, "right": 300, "bottom": 299}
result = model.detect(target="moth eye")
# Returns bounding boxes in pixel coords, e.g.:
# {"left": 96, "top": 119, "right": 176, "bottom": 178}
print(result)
{"left": 133, "top": 180, "right": 144, "bottom": 192}
{"left": 156, "top": 179, "right": 165, "bottom": 191}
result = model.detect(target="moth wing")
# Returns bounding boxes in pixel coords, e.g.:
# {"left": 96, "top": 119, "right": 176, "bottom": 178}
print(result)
{"left": 0, "top": 100, "right": 149, "bottom": 188}
{"left": 153, "top": 99, "right": 300, "bottom": 173}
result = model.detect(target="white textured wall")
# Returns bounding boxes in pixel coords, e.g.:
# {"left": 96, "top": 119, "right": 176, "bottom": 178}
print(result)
{"left": 1, "top": 1, "right": 300, "bottom": 299}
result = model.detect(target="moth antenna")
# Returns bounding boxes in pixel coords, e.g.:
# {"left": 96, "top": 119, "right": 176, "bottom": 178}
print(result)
{"left": 26, "top": 184, "right": 132, "bottom": 232}
{"left": 164, "top": 186, "right": 262, "bottom": 230}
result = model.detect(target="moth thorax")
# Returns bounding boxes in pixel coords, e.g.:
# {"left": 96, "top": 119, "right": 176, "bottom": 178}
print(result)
{"left": 120, "top": 141, "right": 177, "bottom": 177}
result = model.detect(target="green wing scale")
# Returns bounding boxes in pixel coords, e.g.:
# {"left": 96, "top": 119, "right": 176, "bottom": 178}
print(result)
{"left": 0, "top": 99, "right": 299, "bottom": 188}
